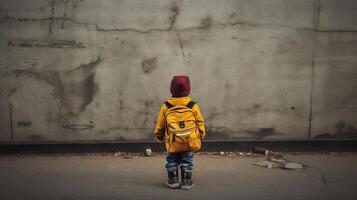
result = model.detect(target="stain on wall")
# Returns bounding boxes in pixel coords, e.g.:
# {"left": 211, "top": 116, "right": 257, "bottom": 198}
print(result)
{"left": 8, "top": 39, "right": 85, "bottom": 48}
{"left": 245, "top": 128, "right": 275, "bottom": 139}
{"left": 27, "top": 134, "right": 45, "bottom": 142}
{"left": 200, "top": 16, "right": 212, "bottom": 29}
{"left": 205, "top": 127, "right": 235, "bottom": 140}
{"left": 12, "top": 56, "right": 101, "bottom": 116}
{"left": 17, "top": 121, "right": 32, "bottom": 127}
{"left": 141, "top": 57, "right": 157, "bottom": 73}
{"left": 60, "top": 56, "right": 100, "bottom": 115}
{"left": 314, "top": 120, "right": 357, "bottom": 138}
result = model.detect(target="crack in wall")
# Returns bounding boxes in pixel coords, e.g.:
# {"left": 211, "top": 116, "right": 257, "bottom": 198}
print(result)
{"left": 49, "top": 0, "right": 55, "bottom": 34}
{"left": 176, "top": 32, "right": 185, "bottom": 62}
{"left": 168, "top": 1, "right": 179, "bottom": 31}
{"left": 61, "top": 0, "right": 68, "bottom": 30}
{"left": 2, "top": 15, "right": 357, "bottom": 34}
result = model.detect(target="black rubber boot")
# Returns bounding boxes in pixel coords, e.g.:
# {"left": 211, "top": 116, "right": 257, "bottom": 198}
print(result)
{"left": 165, "top": 168, "right": 180, "bottom": 188}
{"left": 181, "top": 170, "right": 195, "bottom": 190}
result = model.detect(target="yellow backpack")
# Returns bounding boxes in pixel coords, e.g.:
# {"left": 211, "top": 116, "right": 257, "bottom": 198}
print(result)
{"left": 164, "top": 101, "right": 201, "bottom": 153}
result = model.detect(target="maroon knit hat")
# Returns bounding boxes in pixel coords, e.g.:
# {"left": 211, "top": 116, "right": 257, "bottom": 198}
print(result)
{"left": 170, "top": 76, "right": 191, "bottom": 97}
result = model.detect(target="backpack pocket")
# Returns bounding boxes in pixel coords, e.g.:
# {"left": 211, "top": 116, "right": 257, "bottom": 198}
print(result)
{"left": 168, "top": 122, "right": 201, "bottom": 152}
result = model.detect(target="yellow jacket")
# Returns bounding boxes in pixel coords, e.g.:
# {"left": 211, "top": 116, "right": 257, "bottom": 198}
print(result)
{"left": 154, "top": 96, "right": 206, "bottom": 140}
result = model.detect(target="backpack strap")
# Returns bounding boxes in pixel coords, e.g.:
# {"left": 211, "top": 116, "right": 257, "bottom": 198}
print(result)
{"left": 186, "top": 101, "right": 196, "bottom": 109}
{"left": 164, "top": 101, "right": 174, "bottom": 109}
{"left": 164, "top": 101, "right": 173, "bottom": 136}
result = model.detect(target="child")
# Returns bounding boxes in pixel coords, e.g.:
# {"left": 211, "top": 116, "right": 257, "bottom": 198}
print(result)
{"left": 154, "top": 75, "right": 205, "bottom": 190}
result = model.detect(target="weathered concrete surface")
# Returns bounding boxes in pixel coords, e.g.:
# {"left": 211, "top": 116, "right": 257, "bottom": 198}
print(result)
{"left": 308, "top": 0, "right": 357, "bottom": 138}
{"left": 0, "top": 0, "right": 356, "bottom": 142}
{"left": 0, "top": 100, "right": 11, "bottom": 141}
{"left": 318, "top": 0, "right": 357, "bottom": 31}
{"left": 0, "top": 154, "right": 357, "bottom": 200}
{"left": 311, "top": 32, "right": 357, "bottom": 138}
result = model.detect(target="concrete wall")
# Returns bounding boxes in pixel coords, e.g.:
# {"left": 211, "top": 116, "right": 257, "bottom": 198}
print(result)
{"left": 0, "top": 0, "right": 356, "bottom": 142}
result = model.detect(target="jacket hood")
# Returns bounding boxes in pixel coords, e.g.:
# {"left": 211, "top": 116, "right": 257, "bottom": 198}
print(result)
{"left": 167, "top": 96, "right": 191, "bottom": 106}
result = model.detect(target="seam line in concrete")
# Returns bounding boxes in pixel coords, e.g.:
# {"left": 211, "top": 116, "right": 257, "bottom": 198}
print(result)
{"left": 8, "top": 103, "right": 14, "bottom": 142}
{"left": 308, "top": 0, "right": 321, "bottom": 138}
{"left": 49, "top": 0, "right": 55, "bottom": 34}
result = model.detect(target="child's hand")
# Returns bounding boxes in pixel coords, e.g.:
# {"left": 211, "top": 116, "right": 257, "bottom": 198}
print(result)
{"left": 156, "top": 136, "right": 164, "bottom": 143}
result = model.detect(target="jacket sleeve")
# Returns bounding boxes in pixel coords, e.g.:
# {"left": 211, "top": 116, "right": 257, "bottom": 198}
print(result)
{"left": 154, "top": 104, "right": 166, "bottom": 139}
{"left": 193, "top": 104, "right": 206, "bottom": 139}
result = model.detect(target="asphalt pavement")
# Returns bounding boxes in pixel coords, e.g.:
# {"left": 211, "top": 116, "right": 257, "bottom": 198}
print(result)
{"left": 1, "top": 152, "right": 357, "bottom": 200}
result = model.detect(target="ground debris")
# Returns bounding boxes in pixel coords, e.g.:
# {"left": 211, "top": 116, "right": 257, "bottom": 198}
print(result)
{"left": 145, "top": 148, "right": 152, "bottom": 156}
{"left": 253, "top": 160, "right": 278, "bottom": 168}
{"left": 253, "top": 153, "right": 304, "bottom": 170}
{"left": 267, "top": 156, "right": 288, "bottom": 164}
{"left": 253, "top": 147, "right": 273, "bottom": 156}
{"left": 114, "top": 152, "right": 123, "bottom": 157}
{"left": 122, "top": 155, "right": 135, "bottom": 159}
{"left": 197, "top": 151, "right": 263, "bottom": 157}
{"left": 112, "top": 152, "right": 144, "bottom": 158}
{"left": 226, "top": 152, "right": 237, "bottom": 157}
{"left": 284, "top": 162, "right": 304, "bottom": 170}
{"left": 195, "top": 151, "right": 261, "bottom": 157}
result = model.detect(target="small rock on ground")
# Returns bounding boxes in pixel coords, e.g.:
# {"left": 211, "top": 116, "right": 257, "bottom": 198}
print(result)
{"left": 284, "top": 162, "right": 304, "bottom": 170}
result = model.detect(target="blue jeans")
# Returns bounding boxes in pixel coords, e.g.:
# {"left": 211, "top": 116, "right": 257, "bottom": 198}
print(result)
{"left": 165, "top": 152, "right": 193, "bottom": 172}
